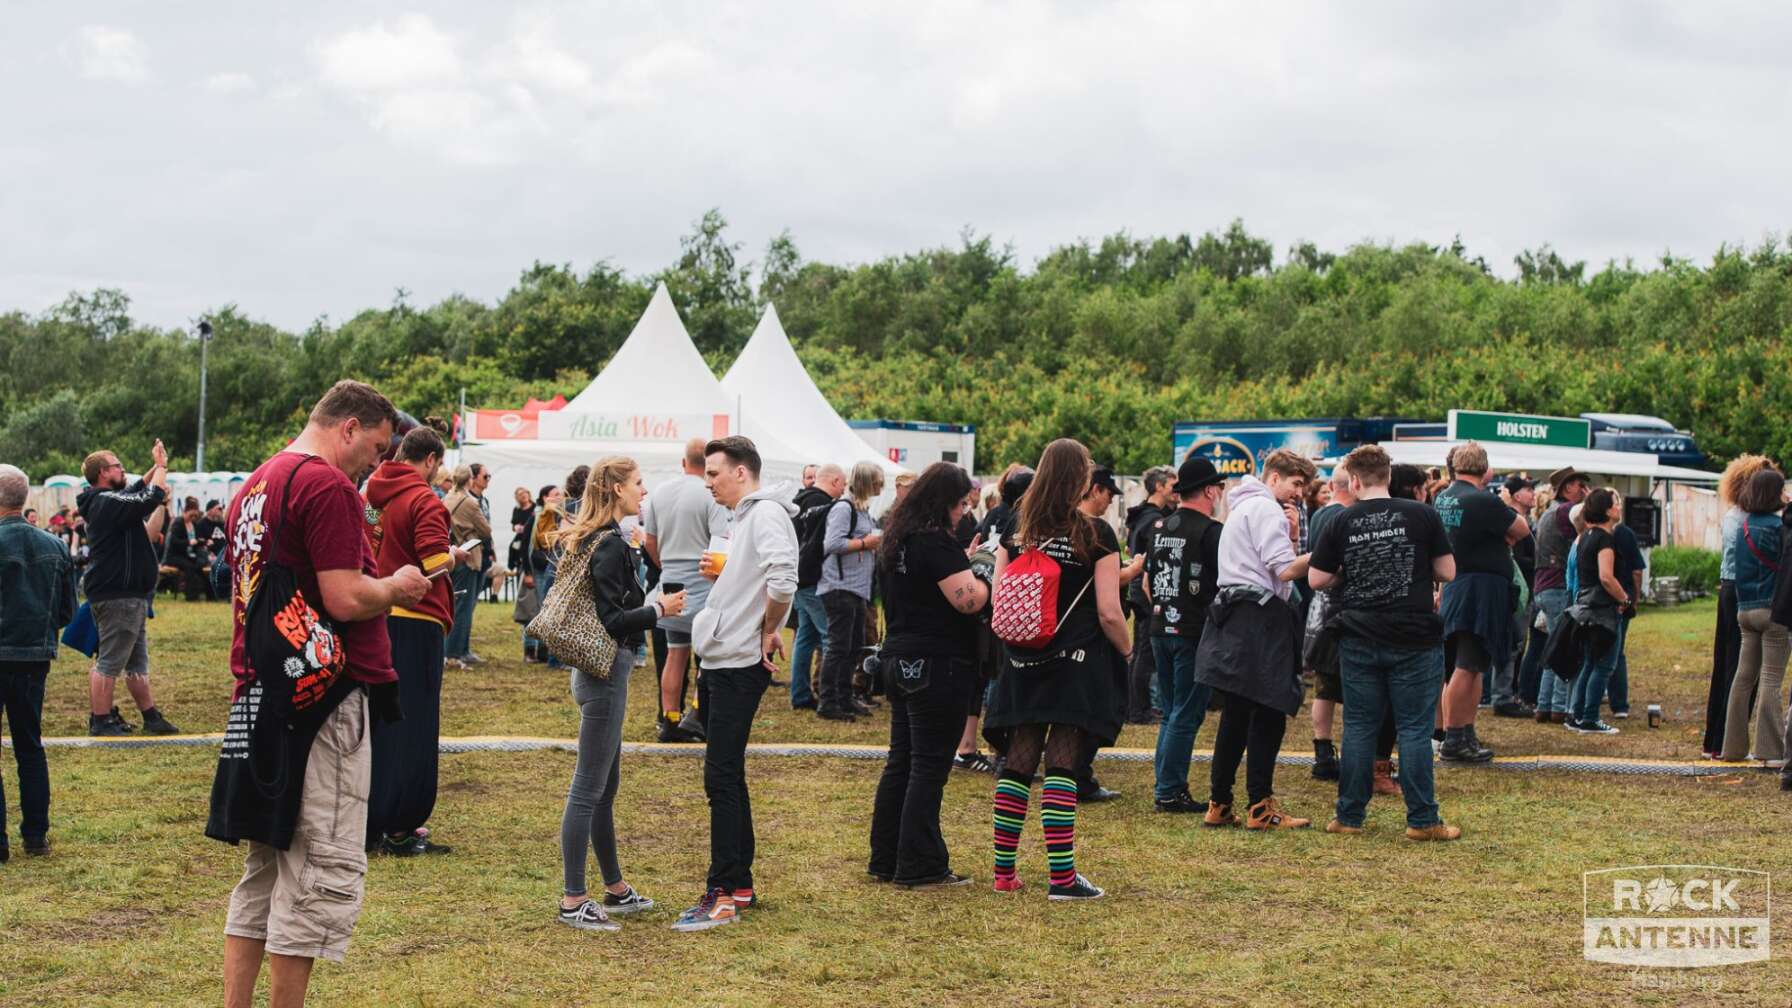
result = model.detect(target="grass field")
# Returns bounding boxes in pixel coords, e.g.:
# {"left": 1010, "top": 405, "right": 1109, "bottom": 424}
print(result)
{"left": 4, "top": 597, "right": 1789, "bottom": 1007}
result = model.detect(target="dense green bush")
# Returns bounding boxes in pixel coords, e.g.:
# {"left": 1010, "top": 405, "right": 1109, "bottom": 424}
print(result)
{"left": 1649, "top": 546, "right": 1722, "bottom": 596}
{"left": 1, "top": 212, "right": 1786, "bottom": 477}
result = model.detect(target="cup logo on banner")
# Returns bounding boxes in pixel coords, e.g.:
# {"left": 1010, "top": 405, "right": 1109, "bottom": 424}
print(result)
{"left": 1186, "top": 437, "right": 1255, "bottom": 478}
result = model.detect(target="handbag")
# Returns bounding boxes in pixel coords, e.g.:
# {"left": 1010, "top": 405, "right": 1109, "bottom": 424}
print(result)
{"left": 511, "top": 581, "right": 541, "bottom": 625}
{"left": 526, "top": 529, "right": 620, "bottom": 675}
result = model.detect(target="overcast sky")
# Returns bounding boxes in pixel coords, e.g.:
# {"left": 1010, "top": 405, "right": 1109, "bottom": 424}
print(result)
{"left": 5, "top": 2, "right": 1789, "bottom": 331}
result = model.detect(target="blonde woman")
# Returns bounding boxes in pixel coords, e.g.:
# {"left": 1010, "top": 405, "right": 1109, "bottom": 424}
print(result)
{"left": 817, "top": 462, "right": 884, "bottom": 720}
{"left": 555, "top": 457, "right": 687, "bottom": 932}
{"left": 1705, "top": 455, "right": 1780, "bottom": 757}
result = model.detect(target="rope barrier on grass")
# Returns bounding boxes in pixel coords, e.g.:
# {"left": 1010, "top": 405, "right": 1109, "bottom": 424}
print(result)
{"left": 15, "top": 732, "right": 1751, "bottom": 777}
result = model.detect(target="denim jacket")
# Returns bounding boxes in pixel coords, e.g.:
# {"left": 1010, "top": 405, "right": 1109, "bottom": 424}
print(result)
{"left": 1734, "top": 512, "right": 1782, "bottom": 612}
{"left": 0, "top": 515, "right": 79, "bottom": 662}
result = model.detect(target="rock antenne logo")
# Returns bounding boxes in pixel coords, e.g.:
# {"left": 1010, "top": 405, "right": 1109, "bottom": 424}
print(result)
{"left": 1583, "top": 865, "right": 1769, "bottom": 968}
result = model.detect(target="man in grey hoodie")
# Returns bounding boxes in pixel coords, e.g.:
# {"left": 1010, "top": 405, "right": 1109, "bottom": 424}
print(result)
{"left": 673, "top": 436, "right": 799, "bottom": 932}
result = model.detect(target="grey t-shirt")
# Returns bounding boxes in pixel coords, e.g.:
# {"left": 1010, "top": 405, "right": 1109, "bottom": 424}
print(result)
{"left": 644, "top": 474, "right": 730, "bottom": 564}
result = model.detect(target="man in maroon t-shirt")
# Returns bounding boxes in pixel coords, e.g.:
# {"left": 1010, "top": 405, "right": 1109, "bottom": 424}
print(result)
{"left": 220, "top": 381, "right": 429, "bottom": 1008}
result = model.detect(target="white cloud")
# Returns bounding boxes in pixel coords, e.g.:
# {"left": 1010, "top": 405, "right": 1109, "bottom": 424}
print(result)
{"left": 204, "top": 71, "right": 256, "bottom": 94}
{"left": 74, "top": 25, "right": 150, "bottom": 83}
{"left": 315, "top": 13, "right": 461, "bottom": 92}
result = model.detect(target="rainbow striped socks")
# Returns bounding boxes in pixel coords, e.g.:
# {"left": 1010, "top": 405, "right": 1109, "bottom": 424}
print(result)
{"left": 1041, "top": 770, "right": 1079, "bottom": 889}
{"left": 992, "top": 770, "right": 1030, "bottom": 887}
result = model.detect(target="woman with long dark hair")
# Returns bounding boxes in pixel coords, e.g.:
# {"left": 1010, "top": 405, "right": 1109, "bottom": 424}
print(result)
{"left": 983, "top": 439, "right": 1130, "bottom": 900}
{"left": 867, "top": 463, "right": 990, "bottom": 887}
{"left": 1565, "top": 489, "right": 1630, "bottom": 736}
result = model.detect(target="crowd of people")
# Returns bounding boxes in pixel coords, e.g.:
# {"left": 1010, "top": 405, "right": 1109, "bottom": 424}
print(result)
{"left": 4, "top": 376, "right": 1792, "bottom": 1006}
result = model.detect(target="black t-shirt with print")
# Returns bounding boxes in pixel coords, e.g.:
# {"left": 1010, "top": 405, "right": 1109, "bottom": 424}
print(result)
{"left": 1311, "top": 497, "right": 1454, "bottom": 643}
{"left": 1016, "top": 517, "right": 1117, "bottom": 650}
{"left": 881, "top": 528, "right": 978, "bottom": 659}
{"left": 1144, "top": 508, "right": 1223, "bottom": 638}
{"left": 1434, "top": 479, "right": 1516, "bottom": 577}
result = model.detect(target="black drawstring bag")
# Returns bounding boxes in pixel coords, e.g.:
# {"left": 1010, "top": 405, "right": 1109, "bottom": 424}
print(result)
{"left": 206, "top": 456, "right": 358, "bottom": 848}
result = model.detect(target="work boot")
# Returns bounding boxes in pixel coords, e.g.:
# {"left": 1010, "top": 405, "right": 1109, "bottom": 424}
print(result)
{"left": 1405, "top": 823, "right": 1464, "bottom": 842}
{"left": 1202, "top": 800, "right": 1239, "bottom": 828}
{"left": 1438, "top": 727, "right": 1493, "bottom": 763}
{"left": 107, "top": 707, "right": 136, "bottom": 733}
{"left": 1245, "top": 796, "right": 1311, "bottom": 830}
{"left": 1372, "top": 760, "right": 1401, "bottom": 796}
{"left": 676, "top": 708, "right": 707, "bottom": 742}
{"left": 89, "top": 714, "right": 129, "bottom": 737}
{"left": 1310, "top": 739, "right": 1338, "bottom": 781}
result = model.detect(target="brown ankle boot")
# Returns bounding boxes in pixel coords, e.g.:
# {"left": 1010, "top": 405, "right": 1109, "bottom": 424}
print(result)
{"left": 1245, "top": 796, "right": 1311, "bottom": 830}
{"left": 1372, "top": 760, "right": 1400, "bottom": 796}
{"left": 1202, "top": 800, "right": 1238, "bottom": 828}
{"left": 1405, "top": 822, "right": 1463, "bottom": 842}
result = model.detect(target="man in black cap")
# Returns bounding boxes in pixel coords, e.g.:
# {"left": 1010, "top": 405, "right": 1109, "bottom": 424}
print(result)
{"left": 1144, "top": 456, "right": 1227, "bottom": 812}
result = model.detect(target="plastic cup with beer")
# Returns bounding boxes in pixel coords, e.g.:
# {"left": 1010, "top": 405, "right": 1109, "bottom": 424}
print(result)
{"left": 700, "top": 535, "right": 729, "bottom": 579}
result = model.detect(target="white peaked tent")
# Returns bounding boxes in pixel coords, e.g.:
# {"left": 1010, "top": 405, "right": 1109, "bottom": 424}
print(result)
{"left": 722, "top": 304, "right": 906, "bottom": 480}
{"left": 462, "top": 282, "right": 808, "bottom": 565}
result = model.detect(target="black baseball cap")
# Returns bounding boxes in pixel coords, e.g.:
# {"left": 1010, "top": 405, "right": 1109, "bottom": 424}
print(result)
{"left": 1090, "top": 467, "right": 1121, "bottom": 495}
{"left": 1174, "top": 456, "right": 1224, "bottom": 495}
{"left": 1503, "top": 474, "right": 1535, "bottom": 495}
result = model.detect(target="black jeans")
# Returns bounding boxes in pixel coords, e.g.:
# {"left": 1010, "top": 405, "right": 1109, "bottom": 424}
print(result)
{"left": 869, "top": 655, "right": 969, "bottom": 882}
{"left": 698, "top": 663, "right": 770, "bottom": 891}
{"left": 0, "top": 661, "right": 50, "bottom": 844}
{"left": 1208, "top": 688, "right": 1287, "bottom": 807}
{"left": 819, "top": 591, "right": 867, "bottom": 713}
{"left": 1126, "top": 603, "right": 1156, "bottom": 721}
{"left": 366, "top": 616, "right": 445, "bottom": 845}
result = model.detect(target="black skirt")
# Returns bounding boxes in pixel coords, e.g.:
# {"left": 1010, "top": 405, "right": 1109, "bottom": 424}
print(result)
{"left": 983, "top": 639, "right": 1124, "bottom": 749}
{"left": 1703, "top": 580, "right": 1743, "bottom": 755}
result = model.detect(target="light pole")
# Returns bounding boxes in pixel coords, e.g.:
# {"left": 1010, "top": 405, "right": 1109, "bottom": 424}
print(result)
{"left": 196, "top": 319, "right": 212, "bottom": 471}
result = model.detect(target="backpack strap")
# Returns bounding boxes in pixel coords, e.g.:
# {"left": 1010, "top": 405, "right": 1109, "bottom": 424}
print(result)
{"left": 1744, "top": 519, "right": 1780, "bottom": 573}
{"left": 832, "top": 498, "right": 859, "bottom": 580}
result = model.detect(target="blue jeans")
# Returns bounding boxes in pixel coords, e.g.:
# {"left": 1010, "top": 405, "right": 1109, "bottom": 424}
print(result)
{"left": 1530, "top": 589, "right": 1572, "bottom": 713}
{"left": 1335, "top": 638, "right": 1443, "bottom": 829}
{"left": 445, "top": 566, "right": 481, "bottom": 659}
{"left": 1607, "top": 624, "right": 1631, "bottom": 714}
{"left": 1571, "top": 620, "right": 1627, "bottom": 724}
{"left": 1151, "top": 634, "right": 1211, "bottom": 801}
{"left": 789, "top": 587, "right": 827, "bottom": 707}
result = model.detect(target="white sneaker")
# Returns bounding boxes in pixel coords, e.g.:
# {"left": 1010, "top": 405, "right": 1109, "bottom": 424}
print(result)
{"left": 558, "top": 899, "right": 620, "bottom": 932}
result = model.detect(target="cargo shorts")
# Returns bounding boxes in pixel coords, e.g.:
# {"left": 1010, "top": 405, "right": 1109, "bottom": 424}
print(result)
{"left": 224, "top": 690, "right": 371, "bottom": 962}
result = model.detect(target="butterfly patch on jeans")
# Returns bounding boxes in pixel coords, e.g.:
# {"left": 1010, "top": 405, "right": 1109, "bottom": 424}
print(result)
{"left": 898, "top": 659, "right": 925, "bottom": 682}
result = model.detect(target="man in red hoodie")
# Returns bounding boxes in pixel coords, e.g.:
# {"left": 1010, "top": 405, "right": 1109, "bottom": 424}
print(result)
{"left": 363, "top": 426, "right": 466, "bottom": 856}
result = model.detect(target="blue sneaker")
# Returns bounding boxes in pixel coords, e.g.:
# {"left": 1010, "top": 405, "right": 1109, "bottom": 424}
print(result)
{"left": 671, "top": 888, "right": 738, "bottom": 932}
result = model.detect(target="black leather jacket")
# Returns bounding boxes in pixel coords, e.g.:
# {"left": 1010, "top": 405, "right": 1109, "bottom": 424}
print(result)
{"left": 586, "top": 524, "right": 657, "bottom": 648}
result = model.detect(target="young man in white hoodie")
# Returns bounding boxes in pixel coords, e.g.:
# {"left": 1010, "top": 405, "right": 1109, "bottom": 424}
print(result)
{"left": 674, "top": 436, "right": 799, "bottom": 932}
{"left": 1193, "top": 449, "right": 1315, "bottom": 831}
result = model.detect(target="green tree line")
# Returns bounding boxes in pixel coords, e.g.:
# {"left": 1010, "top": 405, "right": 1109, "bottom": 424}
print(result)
{"left": 3, "top": 211, "right": 1788, "bottom": 478}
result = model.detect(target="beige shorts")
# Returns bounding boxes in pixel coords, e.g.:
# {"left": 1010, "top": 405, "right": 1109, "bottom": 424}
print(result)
{"left": 224, "top": 690, "right": 371, "bottom": 962}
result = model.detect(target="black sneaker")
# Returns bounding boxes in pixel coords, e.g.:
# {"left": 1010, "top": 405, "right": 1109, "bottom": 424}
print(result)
{"left": 23, "top": 837, "right": 49, "bottom": 857}
{"left": 817, "top": 708, "right": 857, "bottom": 723}
{"left": 1438, "top": 731, "right": 1493, "bottom": 763}
{"left": 0, "top": 842, "right": 8, "bottom": 863}
{"left": 88, "top": 714, "right": 130, "bottom": 737}
{"left": 1493, "top": 701, "right": 1534, "bottom": 719}
{"left": 791, "top": 700, "right": 817, "bottom": 711}
{"left": 1154, "top": 791, "right": 1206, "bottom": 814}
{"left": 899, "top": 872, "right": 974, "bottom": 890}
{"left": 141, "top": 708, "right": 181, "bottom": 735}
{"left": 850, "top": 699, "right": 875, "bottom": 716}
{"left": 657, "top": 716, "right": 702, "bottom": 744}
{"left": 1047, "top": 873, "right": 1105, "bottom": 901}
{"left": 602, "top": 885, "right": 655, "bottom": 915}
{"left": 1080, "top": 783, "right": 1121, "bottom": 803}
{"left": 107, "top": 707, "right": 136, "bottom": 733}
{"left": 1567, "top": 718, "right": 1620, "bottom": 735}
{"left": 1779, "top": 776, "right": 1792, "bottom": 792}
{"left": 953, "top": 751, "right": 996, "bottom": 774}
{"left": 411, "top": 827, "right": 451, "bottom": 854}
{"left": 380, "top": 832, "right": 427, "bottom": 857}
{"left": 558, "top": 898, "right": 621, "bottom": 932}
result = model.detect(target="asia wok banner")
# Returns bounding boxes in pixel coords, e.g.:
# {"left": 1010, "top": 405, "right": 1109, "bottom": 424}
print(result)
{"left": 469, "top": 410, "right": 731, "bottom": 442}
